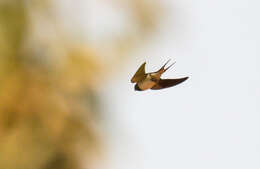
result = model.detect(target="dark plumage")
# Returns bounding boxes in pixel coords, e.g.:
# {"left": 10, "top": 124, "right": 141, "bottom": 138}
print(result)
{"left": 134, "top": 83, "right": 142, "bottom": 91}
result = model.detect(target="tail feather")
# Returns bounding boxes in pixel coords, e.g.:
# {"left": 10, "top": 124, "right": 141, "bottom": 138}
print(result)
{"left": 158, "top": 59, "right": 176, "bottom": 73}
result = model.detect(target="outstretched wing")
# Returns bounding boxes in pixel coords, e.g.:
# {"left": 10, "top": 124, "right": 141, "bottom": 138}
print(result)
{"left": 151, "top": 77, "right": 188, "bottom": 90}
{"left": 131, "top": 62, "right": 146, "bottom": 83}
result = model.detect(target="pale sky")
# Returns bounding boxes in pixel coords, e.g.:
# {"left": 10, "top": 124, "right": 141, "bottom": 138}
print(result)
{"left": 58, "top": 0, "right": 260, "bottom": 169}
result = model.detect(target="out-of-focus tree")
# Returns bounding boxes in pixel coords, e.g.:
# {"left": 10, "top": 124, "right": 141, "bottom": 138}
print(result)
{"left": 0, "top": 0, "right": 165, "bottom": 169}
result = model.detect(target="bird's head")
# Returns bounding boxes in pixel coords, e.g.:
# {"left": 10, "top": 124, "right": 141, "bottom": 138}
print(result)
{"left": 134, "top": 83, "right": 142, "bottom": 91}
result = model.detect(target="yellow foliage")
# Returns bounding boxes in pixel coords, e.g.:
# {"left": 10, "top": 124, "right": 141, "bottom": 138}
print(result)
{"left": 0, "top": 0, "right": 164, "bottom": 168}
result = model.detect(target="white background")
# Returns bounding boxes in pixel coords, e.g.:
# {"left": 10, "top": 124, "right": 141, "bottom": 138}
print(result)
{"left": 58, "top": 0, "right": 260, "bottom": 168}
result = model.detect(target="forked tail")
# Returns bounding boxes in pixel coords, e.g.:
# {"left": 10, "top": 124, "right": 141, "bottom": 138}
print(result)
{"left": 158, "top": 59, "right": 176, "bottom": 73}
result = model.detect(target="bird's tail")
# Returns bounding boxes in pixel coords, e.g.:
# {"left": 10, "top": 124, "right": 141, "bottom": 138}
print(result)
{"left": 158, "top": 59, "right": 176, "bottom": 73}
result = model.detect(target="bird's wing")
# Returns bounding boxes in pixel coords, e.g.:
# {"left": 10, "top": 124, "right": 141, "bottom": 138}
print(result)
{"left": 131, "top": 62, "right": 146, "bottom": 83}
{"left": 151, "top": 77, "right": 189, "bottom": 90}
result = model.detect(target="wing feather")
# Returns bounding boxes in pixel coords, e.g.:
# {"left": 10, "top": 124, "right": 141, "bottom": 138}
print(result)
{"left": 131, "top": 62, "right": 146, "bottom": 83}
{"left": 151, "top": 77, "right": 188, "bottom": 90}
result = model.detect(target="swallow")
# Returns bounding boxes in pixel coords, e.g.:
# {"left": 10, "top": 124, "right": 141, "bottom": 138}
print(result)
{"left": 131, "top": 59, "right": 188, "bottom": 91}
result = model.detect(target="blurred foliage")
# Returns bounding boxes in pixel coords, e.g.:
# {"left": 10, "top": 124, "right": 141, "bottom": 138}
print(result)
{"left": 0, "top": 0, "right": 164, "bottom": 169}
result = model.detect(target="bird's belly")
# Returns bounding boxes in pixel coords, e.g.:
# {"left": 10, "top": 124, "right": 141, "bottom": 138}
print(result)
{"left": 138, "top": 79, "right": 156, "bottom": 90}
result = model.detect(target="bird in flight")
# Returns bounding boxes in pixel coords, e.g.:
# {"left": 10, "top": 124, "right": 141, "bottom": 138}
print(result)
{"left": 131, "top": 60, "right": 188, "bottom": 91}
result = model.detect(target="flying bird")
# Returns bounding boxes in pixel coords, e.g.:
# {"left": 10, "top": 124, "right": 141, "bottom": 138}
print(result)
{"left": 131, "top": 60, "right": 188, "bottom": 91}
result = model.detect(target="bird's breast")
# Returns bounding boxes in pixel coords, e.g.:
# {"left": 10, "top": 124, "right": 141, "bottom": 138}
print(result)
{"left": 137, "top": 77, "right": 156, "bottom": 90}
